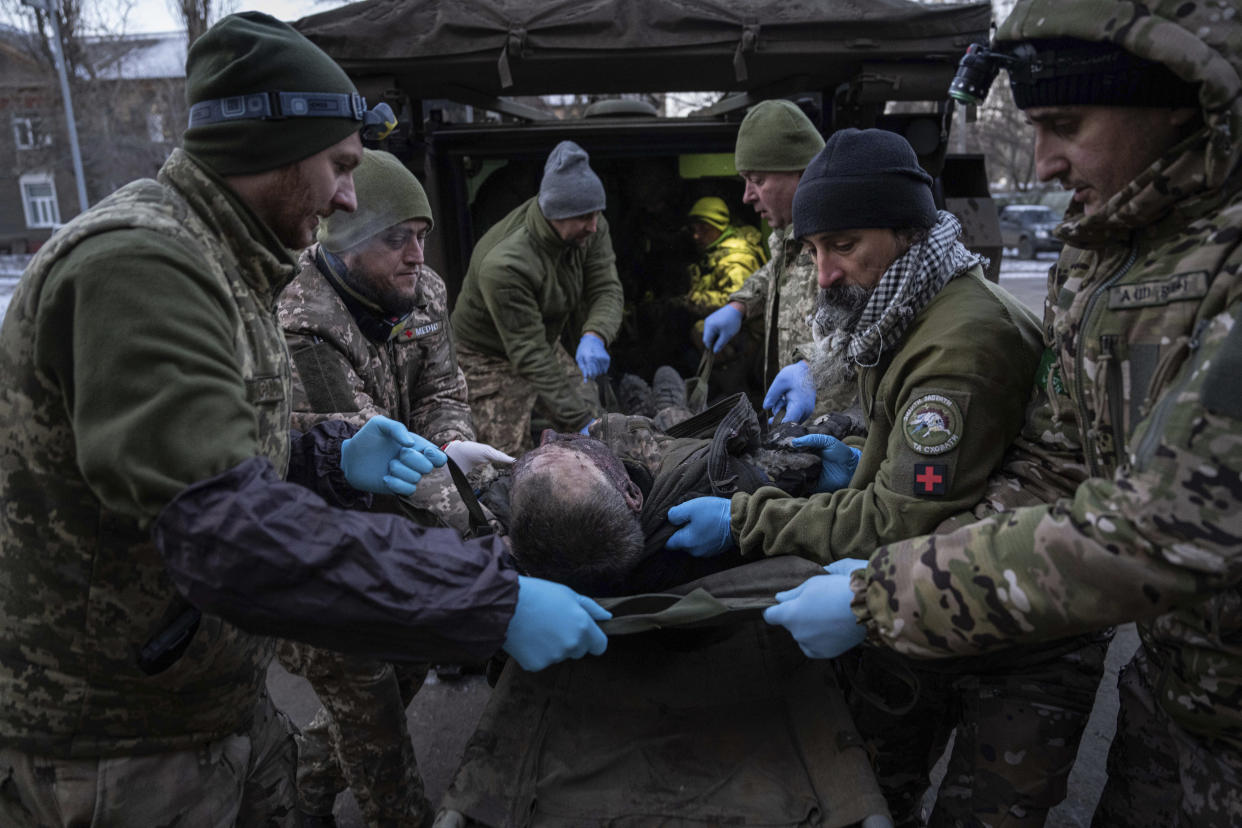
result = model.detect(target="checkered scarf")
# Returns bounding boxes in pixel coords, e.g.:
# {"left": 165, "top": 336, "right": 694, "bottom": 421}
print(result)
{"left": 836, "top": 210, "right": 984, "bottom": 367}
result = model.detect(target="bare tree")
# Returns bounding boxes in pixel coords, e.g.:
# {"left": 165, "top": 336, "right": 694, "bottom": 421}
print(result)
{"left": 967, "top": 82, "right": 1038, "bottom": 191}
{"left": 168, "top": 0, "right": 235, "bottom": 48}
{"left": 1, "top": 0, "right": 186, "bottom": 212}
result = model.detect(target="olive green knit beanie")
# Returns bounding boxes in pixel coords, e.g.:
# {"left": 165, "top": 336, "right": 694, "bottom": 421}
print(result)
{"left": 183, "top": 12, "right": 361, "bottom": 176}
{"left": 734, "top": 100, "right": 826, "bottom": 173}
{"left": 319, "top": 149, "right": 433, "bottom": 252}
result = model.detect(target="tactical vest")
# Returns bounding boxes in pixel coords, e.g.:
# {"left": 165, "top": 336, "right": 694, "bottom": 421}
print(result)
{"left": 0, "top": 150, "right": 293, "bottom": 756}
{"left": 1047, "top": 177, "right": 1242, "bottom": 743}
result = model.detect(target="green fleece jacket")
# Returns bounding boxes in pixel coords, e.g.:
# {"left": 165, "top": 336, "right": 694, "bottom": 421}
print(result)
{"left": 451, "top": 197, "right": 623, "bottom": 430}
{"left": 731, "top": 267, "right": 1042, "bottom": 561}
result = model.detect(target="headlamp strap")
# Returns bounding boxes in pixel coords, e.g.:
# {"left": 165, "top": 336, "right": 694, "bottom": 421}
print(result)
{"left": 189, "top": 91, "right": 368, "bottom": 128}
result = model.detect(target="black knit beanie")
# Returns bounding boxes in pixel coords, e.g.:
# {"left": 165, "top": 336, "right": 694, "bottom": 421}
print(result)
{"left": 1004, "top": 38, "right": 1200, "bottom": 110}
{"left": 183, "top": 12, "right": 361, "bottom": 176}
{"left": 792, "top": 128, "right": 936, "bottom": 239}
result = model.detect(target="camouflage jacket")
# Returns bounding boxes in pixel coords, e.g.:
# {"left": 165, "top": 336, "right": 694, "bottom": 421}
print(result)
{"left": 731, "top": 268, "right": 1043, "bottom": 564}
{"left": 0, "top": 149, "right": 295, "bottom": 756}
{"left": 727, "top": 224, "right": 816, "bottom": 387}
{"left": 280, "top": 248, "right": 473, "bottom": 443}
{"left": 279, "top": 248, "right": 475, "bottom": 530}
{"left": 853, "top": 0, "right": 1242, "bottom": 748}
{"left": 685, "top": 224, "right": 768, "bottom": 315}
{"left": 450, "top": 197, "right": 623, "bottom": 430}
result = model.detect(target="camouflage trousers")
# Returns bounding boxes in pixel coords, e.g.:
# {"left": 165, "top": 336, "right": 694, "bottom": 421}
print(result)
{"left": 1092, "top": 646, "right": 1242, "bottom": 828}
{"left": 277, "top": 641, "right": 433, "bottom": 827}
{"left": 0, "top": 689, "right": 296, "bottom": 827}
{"left": 457, "top": 343, "right": 594, "bottom": 457}
{"left": 842, "top": 635, "right": 1109, "bottom": 828}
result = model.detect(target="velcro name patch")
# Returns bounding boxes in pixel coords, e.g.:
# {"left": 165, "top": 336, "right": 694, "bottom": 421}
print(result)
{"left": 1108, "top": 271, "right": 1208, "bottom": 310}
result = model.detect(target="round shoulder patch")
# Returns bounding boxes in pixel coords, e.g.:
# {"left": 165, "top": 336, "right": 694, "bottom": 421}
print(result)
{"left": 901, "top": 394, "right": 962, "bottom": 455}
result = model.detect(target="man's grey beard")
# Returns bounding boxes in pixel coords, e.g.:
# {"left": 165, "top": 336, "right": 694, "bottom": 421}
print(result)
{"left": 808, "top": 283, "right": 872, "bottom": 410}
{"left": 811, "top": 283, "right": 871, "bottom": 339}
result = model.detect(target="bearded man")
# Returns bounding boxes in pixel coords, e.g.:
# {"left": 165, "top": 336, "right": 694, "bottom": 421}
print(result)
{"left": 665, "top": 128, "right": 1111, "bottom": 826}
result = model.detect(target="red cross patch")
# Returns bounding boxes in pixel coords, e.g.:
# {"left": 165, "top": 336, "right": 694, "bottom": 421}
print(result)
{"left": 914, "top": 463, "right": 947, "bottom": 496}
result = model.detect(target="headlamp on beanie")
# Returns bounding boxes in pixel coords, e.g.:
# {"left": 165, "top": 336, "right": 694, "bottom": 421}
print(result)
{"left": 948, "top": 38, "right": 1200, "bottom": 111}
{"left": 948, "top": 44, "right": 1016, "bottom": 107}
{"left": 189, "top": 94, "right": 397, "bottom": 142}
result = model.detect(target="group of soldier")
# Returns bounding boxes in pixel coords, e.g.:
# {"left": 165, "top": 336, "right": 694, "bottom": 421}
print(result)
{"left": 0, "top": 0, "right": 1239, "bottom": 826}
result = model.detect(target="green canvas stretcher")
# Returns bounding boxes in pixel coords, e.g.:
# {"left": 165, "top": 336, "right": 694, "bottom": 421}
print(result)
{"left": 434, "top": 556, "right": 892, "bottom": 827}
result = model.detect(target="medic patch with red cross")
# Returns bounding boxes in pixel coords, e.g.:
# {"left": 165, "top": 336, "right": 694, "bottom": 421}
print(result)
{"left": 913, "top": 463, "right": 947, "bottom": 496}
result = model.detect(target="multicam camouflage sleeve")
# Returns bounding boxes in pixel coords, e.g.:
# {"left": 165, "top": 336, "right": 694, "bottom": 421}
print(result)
{"left": 853, "top": 296, "right": 1242, "bottom": 660}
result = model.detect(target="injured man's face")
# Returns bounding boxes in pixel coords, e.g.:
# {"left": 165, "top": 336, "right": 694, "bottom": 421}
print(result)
{"left": 506, "top": 432, "right": 647, "bottom": 597}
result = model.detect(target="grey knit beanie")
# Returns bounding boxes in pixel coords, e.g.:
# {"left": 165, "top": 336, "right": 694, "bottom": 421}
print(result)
{"left": 538, "top": 141, "right": 606, "bottom": 220}
{"left": 792, "top": 128, "right": 937, "bottom": 238}
{"left": 318, "top": 149, "right": 432, "bottom": 252}
{"left": 734, "top": 100, "right": 825, "bottom": 173}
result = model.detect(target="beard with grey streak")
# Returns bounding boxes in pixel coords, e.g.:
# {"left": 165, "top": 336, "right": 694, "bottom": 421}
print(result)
{"left": 808, "top": 283, "right": 873, "bottom": 411}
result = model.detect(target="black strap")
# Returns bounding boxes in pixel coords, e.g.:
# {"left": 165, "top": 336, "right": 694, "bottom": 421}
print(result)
{"left": 664, "top": 391, "right": 747, "bottom": 439}
{"left": 445, "top": 456, "right": 493, "bottom": 539}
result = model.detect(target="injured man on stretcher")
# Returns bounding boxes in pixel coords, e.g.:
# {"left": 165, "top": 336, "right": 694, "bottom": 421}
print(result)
{"left": 432, "top": 371, "right": 890, "bottom": 828}
{"left": 478, "top": 366, "right": 866, "bottom": 596}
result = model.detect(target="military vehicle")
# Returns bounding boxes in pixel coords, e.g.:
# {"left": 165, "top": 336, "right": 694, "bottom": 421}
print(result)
{"left": 296, "top": 0, "right": 998, "bottom": 380}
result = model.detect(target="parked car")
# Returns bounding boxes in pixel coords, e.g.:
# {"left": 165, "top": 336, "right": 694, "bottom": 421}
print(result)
{"left": 997, "top": 204, "right": 1063, "bottom": 259}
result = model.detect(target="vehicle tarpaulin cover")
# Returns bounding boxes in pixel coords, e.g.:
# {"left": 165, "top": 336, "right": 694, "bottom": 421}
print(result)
{"left": 295, "top": 0, "right": 991, "bottom": 97}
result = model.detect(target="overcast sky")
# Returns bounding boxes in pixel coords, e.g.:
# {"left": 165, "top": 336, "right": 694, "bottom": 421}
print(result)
{"left": 125, "top": 0, "right": 349, "bottom": 33}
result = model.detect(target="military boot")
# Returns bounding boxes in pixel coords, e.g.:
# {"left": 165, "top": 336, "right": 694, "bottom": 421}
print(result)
{"left": 617, "top": 373, "right": 655, "bottom": 416}
{"left": 652, "top": 365, "right": 693, "bottom": 430}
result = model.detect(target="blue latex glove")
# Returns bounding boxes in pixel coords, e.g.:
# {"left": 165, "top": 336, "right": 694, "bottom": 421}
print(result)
{"left": 825, "top": 557, "right": 869, "bottom": 576}
{"left": 340, "top": 415, "right": 446, "bottom": 496}
{"left": 702, "top": 304, "right": 743, "bottom": 353}
{"left": 763, "top": 574, "right": 866, "bottom": 659}
{"left": 791, "top": 433, "right": 862, "bottom": 493}
{"left": 502, "top": 575, "right": 611, "bottom": 671}
{"left": 763, "top": 361, "right": 816, "bottom": 424}
{"left": 575, "top": 334, "right": 610, "bottom": 381}
{"left": 665, "top": 496, "right": 734, "bottom": 558}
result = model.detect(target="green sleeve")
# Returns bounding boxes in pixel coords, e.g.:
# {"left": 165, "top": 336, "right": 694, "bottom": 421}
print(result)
{"left": 731, "top": 295, "right": 1039, "bottom": 563}
{"left": 478, "top": 259, "right": 592, "bottom": 431}
{"left": 854, "top": 302, "right": 1242, "bottom": 658}
{"left": 577, "top": 220, "right": 623, "bottom": 345}
{"left": 35, "top": 229, "right": 259, "bottom": 523}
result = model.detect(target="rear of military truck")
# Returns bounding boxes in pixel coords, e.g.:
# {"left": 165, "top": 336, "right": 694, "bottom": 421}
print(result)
{"left": 296, "top": 0, "right": 999, "bottom": 373}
